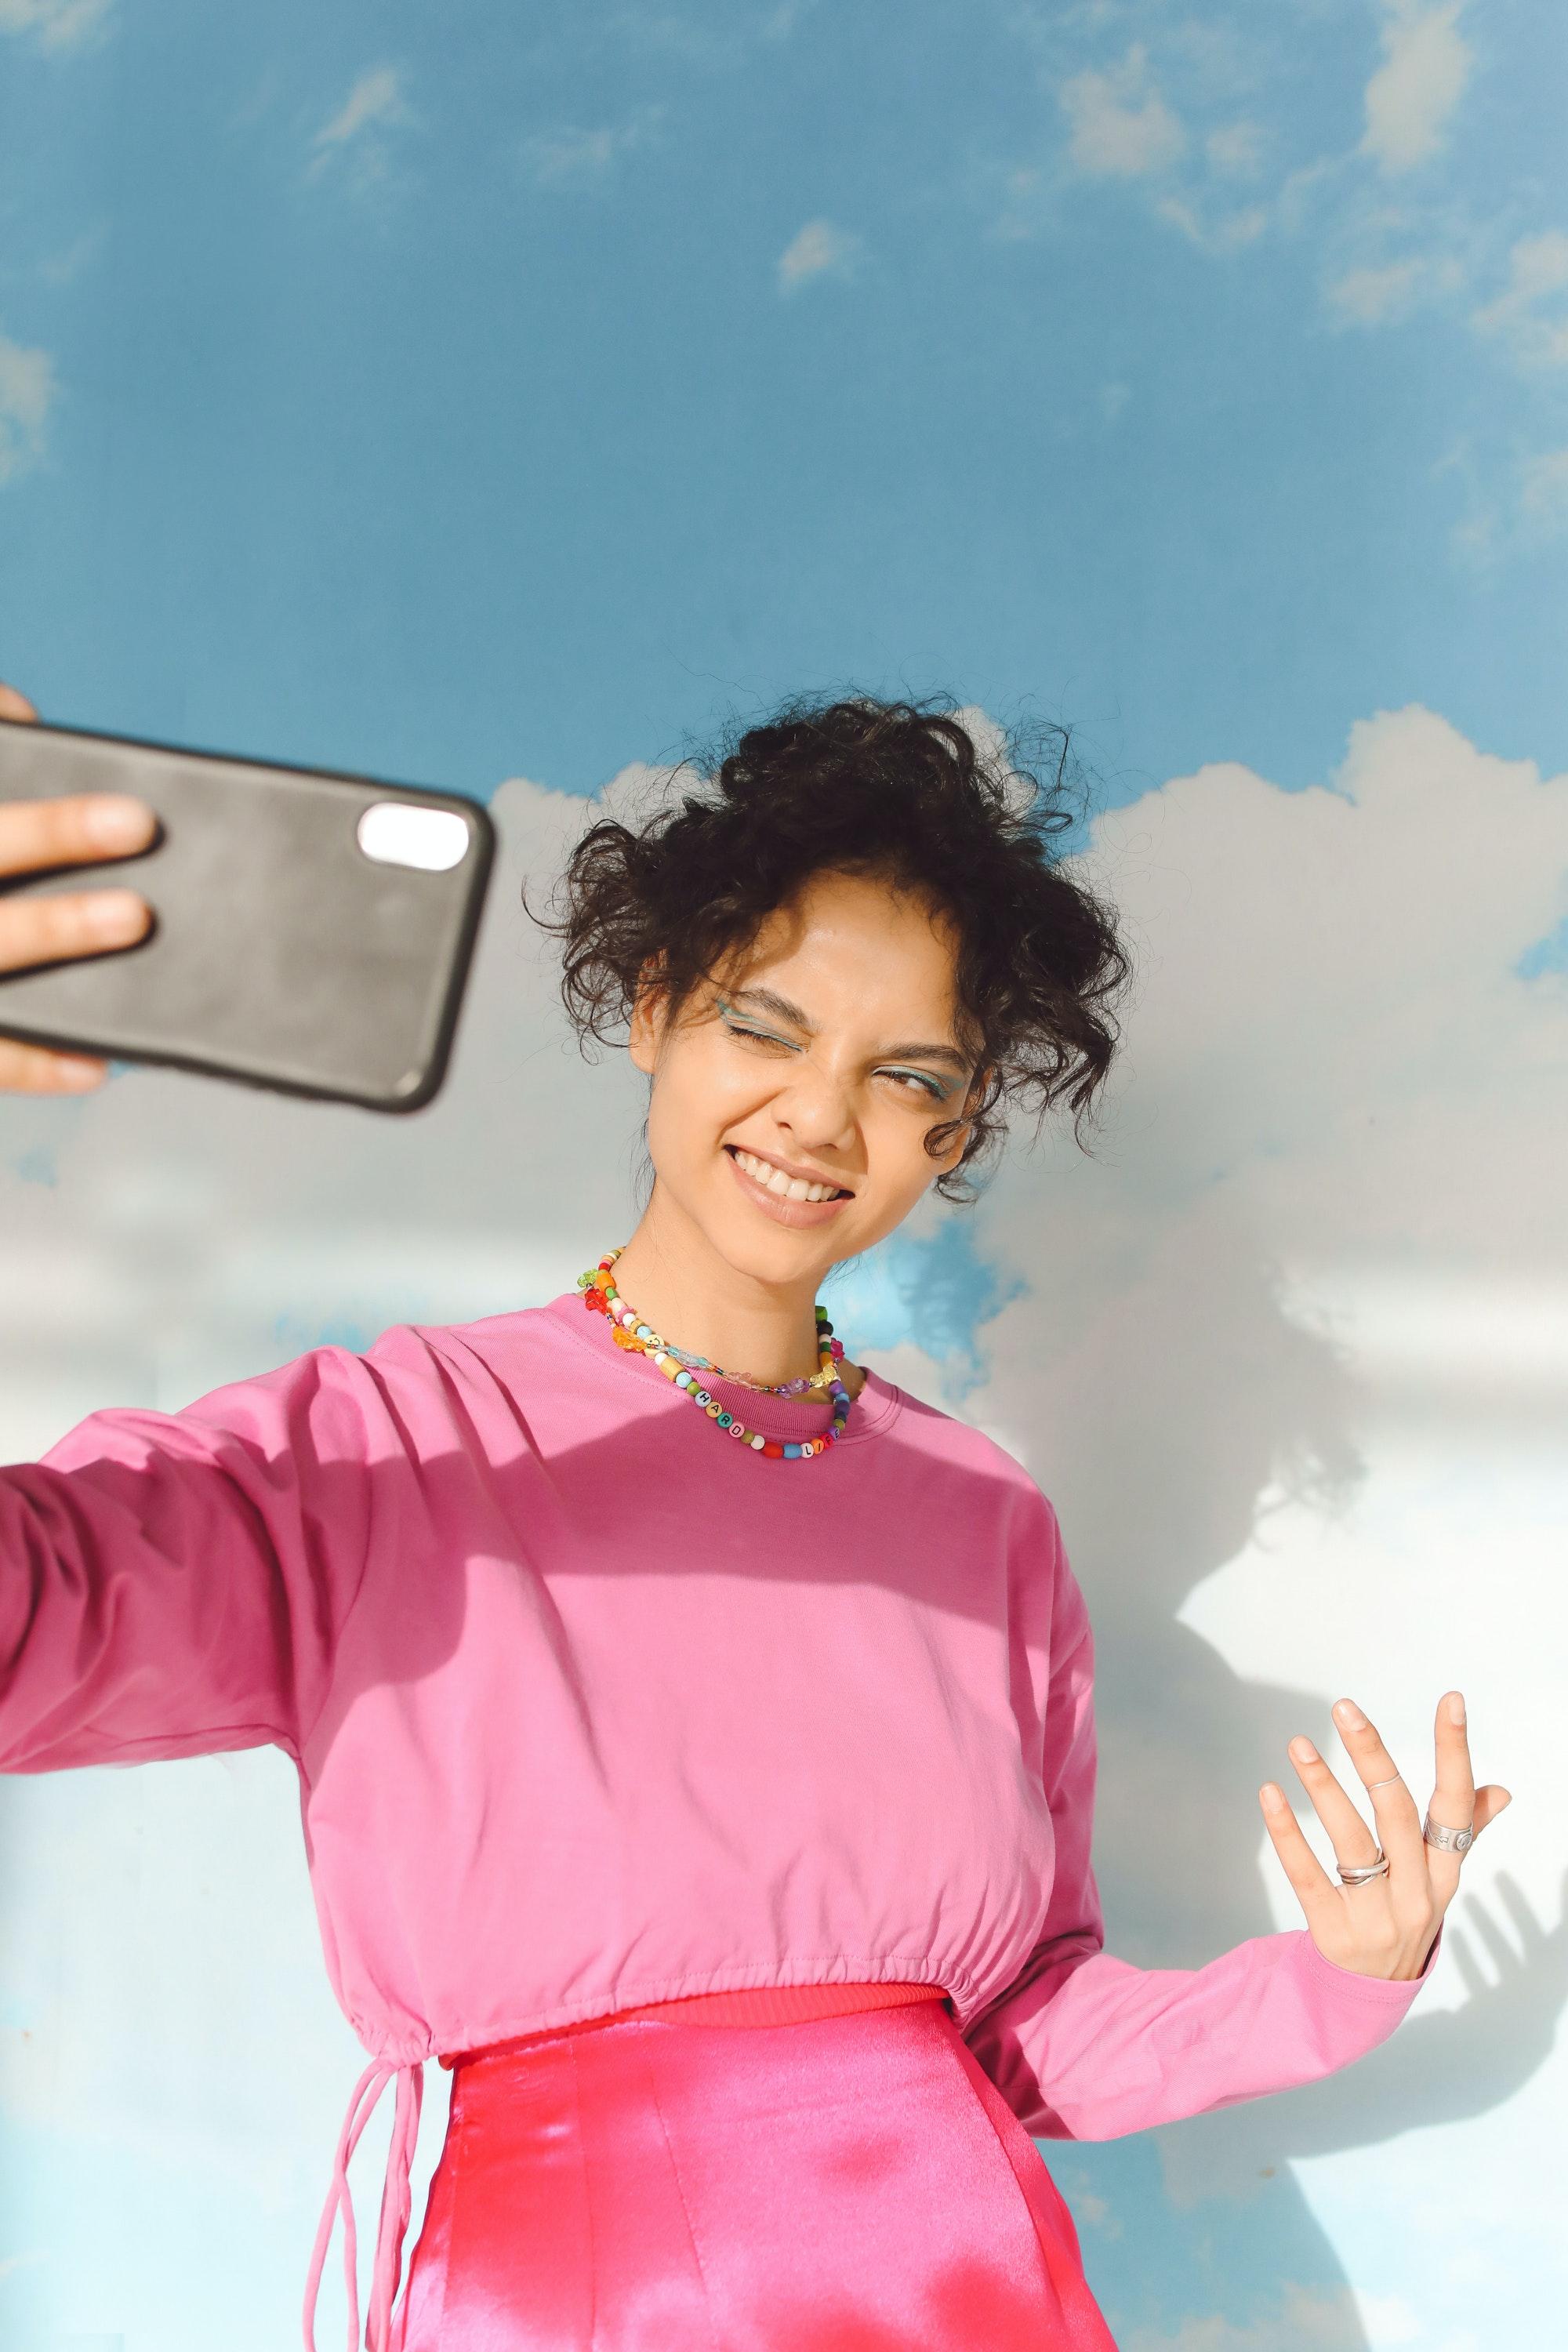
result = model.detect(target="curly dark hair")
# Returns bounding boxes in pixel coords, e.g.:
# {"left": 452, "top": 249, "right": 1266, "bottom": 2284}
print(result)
{"left": 522, "top": 695, "right": 1131, "bottom": 1206}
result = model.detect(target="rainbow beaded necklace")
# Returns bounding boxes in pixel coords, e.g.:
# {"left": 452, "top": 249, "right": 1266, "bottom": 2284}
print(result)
{"left": 576, "top": 1247, "right": 853, "bottom": 1460}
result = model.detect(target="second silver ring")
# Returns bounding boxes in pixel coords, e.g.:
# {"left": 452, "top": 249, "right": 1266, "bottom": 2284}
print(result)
{"left": 1337, "top": 1852, "right": 1391, "bottom": 1886}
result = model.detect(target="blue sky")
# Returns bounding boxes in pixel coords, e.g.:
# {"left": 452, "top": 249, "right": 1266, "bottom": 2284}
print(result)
{"left": 2, "top": 0, "right": 1565, "bottom": 815}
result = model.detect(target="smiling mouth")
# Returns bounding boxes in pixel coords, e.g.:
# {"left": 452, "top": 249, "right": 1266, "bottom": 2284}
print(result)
{"left": 724, "top": 1145, "right": 853, "bottom": 1203}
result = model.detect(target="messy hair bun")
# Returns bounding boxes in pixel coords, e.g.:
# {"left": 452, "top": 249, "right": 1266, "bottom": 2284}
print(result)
{"left": 523, "top": 695, "right": 1131, "bottom": 1204}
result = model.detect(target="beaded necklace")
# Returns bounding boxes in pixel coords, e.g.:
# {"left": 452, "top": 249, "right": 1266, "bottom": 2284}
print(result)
{"left": 576, "top": 1247, "right": 854, "bottom": 1460}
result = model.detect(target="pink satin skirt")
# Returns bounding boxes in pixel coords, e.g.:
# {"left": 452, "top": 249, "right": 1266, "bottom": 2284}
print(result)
{"left": 395, "top": 1989, "right": 1116, "bottom": 2349}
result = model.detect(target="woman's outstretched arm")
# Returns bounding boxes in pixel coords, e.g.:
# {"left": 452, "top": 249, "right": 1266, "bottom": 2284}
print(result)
{"left": 0, "top": 1343, "right": 395, "bottom": 1773}
{"left": 963, "top": 1526, "right": 1508, "bottom": 2141}
{"left": 0, "top": 680, "right": 401, "bottom": 1775}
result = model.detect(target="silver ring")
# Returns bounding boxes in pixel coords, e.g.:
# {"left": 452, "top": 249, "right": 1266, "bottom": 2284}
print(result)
{"left": 1423, "top": 1813, "right": 1475, "bottom": 1854}
{"left": 1338, "top": 1852, "right": 1390, "bottom": 1886}
{"left": 1367, "top": 1774, "right": 1403, "bottom": 1790}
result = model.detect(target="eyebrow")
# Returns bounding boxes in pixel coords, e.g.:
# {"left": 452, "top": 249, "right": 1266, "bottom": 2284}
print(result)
{"left": 723, "top": 985, "right": 975, "bottom": 1076}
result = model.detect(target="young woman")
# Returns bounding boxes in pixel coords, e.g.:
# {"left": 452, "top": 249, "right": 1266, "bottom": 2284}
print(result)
{"left": 0, "top": 681, "right": 1508, "bottom": 2351}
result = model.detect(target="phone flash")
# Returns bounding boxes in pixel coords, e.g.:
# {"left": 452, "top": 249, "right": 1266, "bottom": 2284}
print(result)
{"left": 357, "top": 801, "right": 474, "bottom": 873}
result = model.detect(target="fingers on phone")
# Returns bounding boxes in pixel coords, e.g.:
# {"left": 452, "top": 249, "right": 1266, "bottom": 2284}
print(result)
{"left": 0, "top": 683, "right": 38, "bottom": 723}
{"left": 0, "top": 885, "right": 152, "bottom": 975}
{"left": 0, "top": 792, "right": 157, "bottom": 877}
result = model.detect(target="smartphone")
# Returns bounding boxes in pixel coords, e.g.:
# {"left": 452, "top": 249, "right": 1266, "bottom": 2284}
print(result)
{"left": 0, "top": 714, "right": 495, "bottom": 1113}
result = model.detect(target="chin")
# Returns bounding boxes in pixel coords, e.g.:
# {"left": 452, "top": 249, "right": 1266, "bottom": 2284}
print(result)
{"left": 706, "top": 1195, "right": 846, "bottom": 1281}
{"left": 715, "top": 1221, "right": 833, "bottom": 1283}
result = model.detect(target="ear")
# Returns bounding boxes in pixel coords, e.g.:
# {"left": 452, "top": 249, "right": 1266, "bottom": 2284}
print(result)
{"left": 930, "top": 1067, "right": 990, "bottom": 1175}
{"left": 930, "top": 1126, "right": 971, "bottom": 1178}
{"left": 627, "top": 957, "right": 668, "bottom": 1077}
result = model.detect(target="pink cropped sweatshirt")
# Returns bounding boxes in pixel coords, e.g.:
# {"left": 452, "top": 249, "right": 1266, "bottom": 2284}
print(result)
{"left": 0, "top": 1286, "right": 1428, "bottom": 2347}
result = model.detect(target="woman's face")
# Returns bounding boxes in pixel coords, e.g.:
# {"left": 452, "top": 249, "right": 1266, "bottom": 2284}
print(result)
{"left": 628, "top": 868, "right": 979, "bottom": 1290}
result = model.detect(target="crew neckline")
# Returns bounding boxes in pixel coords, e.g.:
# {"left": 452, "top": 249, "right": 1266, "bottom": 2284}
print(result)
{"left": 543, "top": 1287, "right": 903, "bottom": 1446}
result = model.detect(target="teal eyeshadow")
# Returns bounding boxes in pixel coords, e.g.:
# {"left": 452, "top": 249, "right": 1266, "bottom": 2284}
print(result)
{"left": 716, "top": 1000, "right": 949, "bottom": 1101}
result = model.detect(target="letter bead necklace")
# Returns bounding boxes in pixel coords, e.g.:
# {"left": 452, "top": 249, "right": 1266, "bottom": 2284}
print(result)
{"left": 576, "top": 1247, "right": 853, "bottom": 1460}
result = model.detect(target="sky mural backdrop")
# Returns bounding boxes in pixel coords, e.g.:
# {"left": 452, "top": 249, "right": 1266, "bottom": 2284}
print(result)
{"left": 2, "top": 4, "right": 1565, "bottom": 2349}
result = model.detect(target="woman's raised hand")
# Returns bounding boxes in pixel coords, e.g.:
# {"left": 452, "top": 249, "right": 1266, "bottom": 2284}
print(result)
{"left": 1261, "top": 1692, "right": 1512, "bottom": 1982}
{"left": 0, "top": 681, "right": 155, "bottom": 1094}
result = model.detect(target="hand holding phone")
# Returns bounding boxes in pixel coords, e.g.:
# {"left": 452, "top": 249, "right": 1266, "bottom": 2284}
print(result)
{"left": 0, "top": 691, "right": 495, "bottom": 1113}
{"left": 0, "top": 682, "right": 155, "bottom": 1095}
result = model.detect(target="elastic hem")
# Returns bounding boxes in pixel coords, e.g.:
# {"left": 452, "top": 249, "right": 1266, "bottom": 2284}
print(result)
{"left": 350, "top": 1952, "right": 982, "bottom": 2071}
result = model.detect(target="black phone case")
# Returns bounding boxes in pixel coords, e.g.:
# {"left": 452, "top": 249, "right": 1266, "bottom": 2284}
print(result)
{"left": 0, "top": 715, "right": 495, "bottom": 1113}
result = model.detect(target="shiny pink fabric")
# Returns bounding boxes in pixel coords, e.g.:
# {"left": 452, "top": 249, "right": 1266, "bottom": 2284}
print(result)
{"left": 394, "top": 1995, "right": 1116, "bottom": 2351}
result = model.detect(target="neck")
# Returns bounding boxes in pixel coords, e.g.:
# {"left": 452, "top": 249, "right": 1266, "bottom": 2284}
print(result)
{"left": 605, "top": 1185, "right": 829, "bottom": 1385}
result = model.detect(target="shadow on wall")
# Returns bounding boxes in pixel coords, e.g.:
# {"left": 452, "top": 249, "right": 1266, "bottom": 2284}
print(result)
{"left": 966, "top": 1200, "right": 1568, "bottom": 2350}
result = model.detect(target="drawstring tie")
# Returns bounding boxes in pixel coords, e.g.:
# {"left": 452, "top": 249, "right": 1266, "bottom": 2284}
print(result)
{"left": 303, "top": 2056, "right": 426, "bottom": 2352}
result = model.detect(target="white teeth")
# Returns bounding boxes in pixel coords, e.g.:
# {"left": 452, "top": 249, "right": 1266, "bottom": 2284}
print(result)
{"left": 732, "top": 1149, "right": 841, "bottom": 1203}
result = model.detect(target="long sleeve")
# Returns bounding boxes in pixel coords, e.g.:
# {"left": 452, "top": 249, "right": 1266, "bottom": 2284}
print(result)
{"left": 963, "top": 1524, "right": 1430, "bottom": 2140}
{"left": 0, "top": 1342, "right": 398, "bottom": 1773}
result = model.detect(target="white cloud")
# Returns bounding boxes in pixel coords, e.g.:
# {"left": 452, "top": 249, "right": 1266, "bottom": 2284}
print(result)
{"left": 764, "top": 0, "right": 816, "bottom": 33}
{"left": 314, "top": 64, "right": 405, "bottom": 151}
{"left": 308, "top": 64, "right": 413, "bottom": 185}
{"left": 528, "top": 125, "right": 619, "bottom": 187}
{"left": 1360, "top": 1, "right": 1472, "bottom": 175}
{"left": 1327, "top": 256, "right": 1425, "bottom": 324}
{"left": 1008, "top": 2, "right": 1487, "bottom": 352}
{"left": 777, "top": 217, "right": 859, "bottom": 291}
{"left": 964, "top": 703, "right": 1568, "bottom": 2301}
{"left": 1204, "top": 120, "right": 1265, "bottom": 179}
{"left": 1435, "top": 430, "right": 1568, "bottom": 561}
{"left": 1060, "top": 43, "right": 1186, "bottom": 180}
{"left": 1472, "top": 230, "right": 1568, "bottom": 368}
{"left": 3, "top": 712, "right": 1566, "bottom": 2336}
{"left": 1353, "top": 2288, "right": 1429, "bottom": 2343}
{"left": 1156, "top": 194, "right": 1268, "bottom": 255}
{"left": 525, "top": 113, "right": 658, "bottom": 190}
{"left": 0, "top": 0, "right": 111, "bottom": 49}
{"left": 0, "top": 325, "right": 55, "bottom": 485}
{"left": 1325, "top": 249, "right": 1463, "bottom": 326}
{"left": 38, "top": 223, "right": 104, "bottom": 285}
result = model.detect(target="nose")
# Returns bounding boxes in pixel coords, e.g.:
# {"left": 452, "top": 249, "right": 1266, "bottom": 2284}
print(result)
{"left": 774, "top": 1053, "right": 858, "bottom": 1157}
